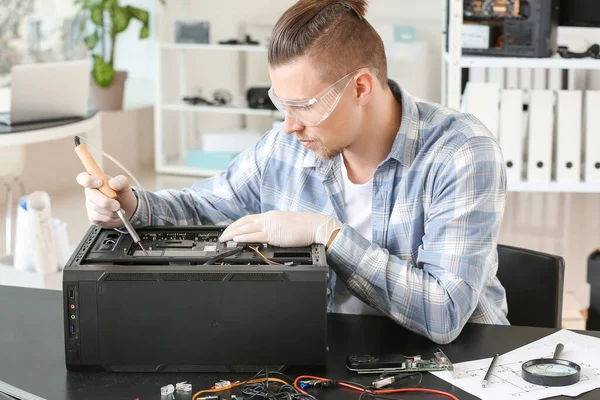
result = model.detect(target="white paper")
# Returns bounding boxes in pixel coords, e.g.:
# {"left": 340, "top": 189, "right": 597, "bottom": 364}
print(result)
{"left": 0, "top": 378, "right": 47, "bottom": 400}
{"left": 432, "top": 330, "right": 600, "bottom": 400}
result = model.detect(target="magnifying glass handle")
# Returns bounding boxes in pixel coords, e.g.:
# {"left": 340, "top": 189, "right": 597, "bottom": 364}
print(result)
{"left": 553, "top": 343, "right": 564, "bottom": 359}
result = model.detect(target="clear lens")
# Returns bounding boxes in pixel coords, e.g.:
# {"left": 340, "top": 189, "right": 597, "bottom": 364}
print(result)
{"left": 268, "top": 67, "right": 375, "bottom": 127}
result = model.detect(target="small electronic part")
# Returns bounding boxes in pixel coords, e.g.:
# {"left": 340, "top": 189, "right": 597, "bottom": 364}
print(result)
{"left": 213, "top": 380, "right": 231, "bottom": 389}
{"left": 464, "top": 0, "right": 520, "bottom": 18}
{"left": 176, "top": 381, "right": 192, "bottom": 392}
{"left": 160, "top": 384, "right": 175, "bottom": 396}
{"left": 372, "top": 374, "right": 412, "bottom": 389}
{"left": 226, "top": 241, "right": 238, "bottom": 248}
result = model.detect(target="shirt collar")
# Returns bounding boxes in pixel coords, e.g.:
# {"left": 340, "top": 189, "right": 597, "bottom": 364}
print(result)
{"left": 302, "top": 79, "right": 420, "bottom": 173}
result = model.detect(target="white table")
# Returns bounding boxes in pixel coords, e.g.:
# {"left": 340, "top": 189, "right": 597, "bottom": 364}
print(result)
{"left": 0, "top": 111, "right": 103, "bottom": 285}
{"left": 0, "top": 110, "right": 102, "bottom": 161}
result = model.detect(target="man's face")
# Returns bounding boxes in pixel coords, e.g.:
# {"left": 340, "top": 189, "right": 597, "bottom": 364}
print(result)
{"left": 269, "top": 58, "right": 361, "bottom": 160}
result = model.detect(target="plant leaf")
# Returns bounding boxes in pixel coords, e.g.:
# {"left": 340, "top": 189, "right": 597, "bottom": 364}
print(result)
{"left": 128, "top": 6, "right": 149, "bottom": 24}
{"left": 90, "top": 5, "right": 103, "bottom": 25}
{"left": 91, "top": 54, "right": 115, "bottom": 88}
{"left": 84, "top": 30, "right": 99, "bottom": 49}
{"left": 110, "top": 5, "right": 131, "bottom": 34}
{"left": 139, "top": 24, "right": 149, "bottom": 39}
{"left": 102, "top": 0, "right": 117, "bottom": 9}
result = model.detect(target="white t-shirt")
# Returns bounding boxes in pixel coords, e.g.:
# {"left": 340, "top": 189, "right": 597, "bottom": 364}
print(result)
{"left": 332, "top": 155, "right": 383, "bottom": 316}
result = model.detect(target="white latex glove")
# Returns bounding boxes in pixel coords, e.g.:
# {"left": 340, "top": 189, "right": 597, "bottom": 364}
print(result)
{"left": 219, "top": 211, "right": 342, "bottom": 247}
{"left": 76, "top": 173, "right": 138, "bottom": 228}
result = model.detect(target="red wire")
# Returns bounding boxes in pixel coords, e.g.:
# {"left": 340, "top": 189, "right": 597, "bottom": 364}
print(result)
{"left": 293, "top": 375, "right": 459, "bottom": 400}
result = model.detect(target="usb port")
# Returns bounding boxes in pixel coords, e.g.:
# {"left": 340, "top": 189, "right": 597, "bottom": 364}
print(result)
{"left": 68, "top": 288, "right": 74, "bottom": 298}
{"left": 70, "top": 325, "right": 75, "bottom": 335}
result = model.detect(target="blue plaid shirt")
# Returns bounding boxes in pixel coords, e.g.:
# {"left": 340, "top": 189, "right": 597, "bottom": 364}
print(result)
{"left": 131, "top": 80, "right": 509, "bottom": 344}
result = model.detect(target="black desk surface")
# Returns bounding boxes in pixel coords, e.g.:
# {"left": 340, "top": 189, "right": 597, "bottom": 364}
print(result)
{"left": 0, "top": 109, "right": 97, "bottom": 134}
{"left": 1, "top": 285, "right": 599, "bottom": 400}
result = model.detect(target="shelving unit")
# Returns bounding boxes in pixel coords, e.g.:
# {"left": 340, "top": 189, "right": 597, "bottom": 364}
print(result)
{"left": 443, "top": 52, "right": 600, "bottom": 70}
{"left": 155, "top": 23, "right": 282, "bottom": 177}
{"left": 441, "top": 0, "right": 600, "bottom": 193}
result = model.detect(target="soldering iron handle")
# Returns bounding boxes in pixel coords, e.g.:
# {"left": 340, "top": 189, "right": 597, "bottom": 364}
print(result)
{"left": 74, "top": 140, "right": 117, "bottom": 200}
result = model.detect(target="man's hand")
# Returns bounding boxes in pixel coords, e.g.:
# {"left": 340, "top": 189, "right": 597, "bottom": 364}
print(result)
{"left": 219, "top": 211, "right": 342, "bottom": 247}
{"left": 76, "top": 173, "right": 138, "bottom": 228}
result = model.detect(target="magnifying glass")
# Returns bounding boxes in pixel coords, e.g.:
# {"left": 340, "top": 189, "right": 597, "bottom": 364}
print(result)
{"left": 521, "top": 343, "right": 581, "bottom": 387}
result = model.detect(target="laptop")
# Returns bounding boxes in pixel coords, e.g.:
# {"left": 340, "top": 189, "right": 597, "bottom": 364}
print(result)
{"left": 0, "top": 59, "right": 91, "bottom": 126}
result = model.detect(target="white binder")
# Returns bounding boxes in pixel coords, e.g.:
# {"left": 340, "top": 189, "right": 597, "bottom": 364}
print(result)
{"left": 461, "top": 82, "right": 500, "bottom": 138}
{"left": 527, "top": 90, "right": 554, "bottom": 182}
{"left": 585, "top": 90, "right": 600, "bottom": 182}
{"left": 499, "top": 89, "right": 524, "bottom": 183}
{"left": 556, "top": 90, "right": 582, "bottom": 183}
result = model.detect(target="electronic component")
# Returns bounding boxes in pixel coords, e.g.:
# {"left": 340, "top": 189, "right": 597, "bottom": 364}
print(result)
{"left": 63, "top": 225, "right": 328, "bottom": 372}
{"left": 464, "top": 0, "right": 520, "bottom": 19}
{"left": 176, "top": 381, "right": 192, "bottom": 392}
{"left": 347, "top": 349, "right": 453, "bottom": 375}
{"left": 457, "top": 0, "right": 559, "bottom": 57}
{"left": 161, "top": 384, "right": 175, "bottom": 396}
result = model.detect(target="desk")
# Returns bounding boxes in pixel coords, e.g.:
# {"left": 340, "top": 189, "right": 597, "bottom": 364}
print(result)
{"left": 1, "top": 285, "right": 600, "bottom": 400}
{"left": 0, "top": 110, "right": 102, "bottom": 167}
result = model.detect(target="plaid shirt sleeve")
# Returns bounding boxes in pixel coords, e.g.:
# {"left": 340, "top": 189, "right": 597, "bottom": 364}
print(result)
{"left": 128, "top": 131, "right": 277, "bottom": 228}
{"left": 327, "top": 136, "right": 507, "bottom": 345}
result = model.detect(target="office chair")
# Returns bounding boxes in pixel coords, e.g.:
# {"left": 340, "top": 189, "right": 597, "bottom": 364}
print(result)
{"left": 496, "top": 244, "right": 565, "bottom": 329}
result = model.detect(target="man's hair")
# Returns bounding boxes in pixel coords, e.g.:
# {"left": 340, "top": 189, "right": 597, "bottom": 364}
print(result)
{"left": 268, "top": 0, "right": 387, "bottom": 88}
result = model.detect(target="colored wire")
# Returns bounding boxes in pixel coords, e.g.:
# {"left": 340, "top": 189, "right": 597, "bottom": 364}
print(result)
{"left": 249, "top": 245, "right": 283, "bottom": 265}
{"left": 292, "top": 375, "right": 459, "bottom": 400}
{"left": 192, "top": 377, "right": 289, "bottom": 400}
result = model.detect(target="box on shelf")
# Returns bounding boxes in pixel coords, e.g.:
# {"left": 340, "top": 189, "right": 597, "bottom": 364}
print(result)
{"left": 185, "top": 149, "right": 238, "bottom": 170}
{"left": 202, "top": 129, "right": 262, "bottom": 153}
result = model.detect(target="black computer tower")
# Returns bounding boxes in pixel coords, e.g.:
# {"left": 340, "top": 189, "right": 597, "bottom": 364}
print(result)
{"left": 63, "top": 225, "right": 329, "bottom": 372}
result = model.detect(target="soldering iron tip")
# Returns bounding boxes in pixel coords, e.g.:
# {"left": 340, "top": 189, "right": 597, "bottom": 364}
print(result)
{"left": 74, "top": 136, "right": 81, "bottom": 146}
{"left": 139, "top": 242, "right": 149, "bottom": 256}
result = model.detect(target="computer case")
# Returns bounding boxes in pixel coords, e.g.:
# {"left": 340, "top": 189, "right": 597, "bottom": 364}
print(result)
{"left": 63, "top": 225, "right": 329, "bottom": 372}
{"left": 459, "top": 0, "right": 560, "bottom": 57}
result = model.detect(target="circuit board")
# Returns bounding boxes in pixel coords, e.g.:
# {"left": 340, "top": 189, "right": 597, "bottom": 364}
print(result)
{"left": 464, "top": 0, "right": 520, "bottom": 19}
{"left": 347, "top": 350, "right": 453, "bottom": 375}
{"left": 71, "top": 226, "right": 319, "bottom": 266}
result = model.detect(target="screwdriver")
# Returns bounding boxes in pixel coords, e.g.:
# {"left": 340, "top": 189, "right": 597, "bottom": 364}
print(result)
{"left": 73, "top": 136, "right": 148, "bottom": 255}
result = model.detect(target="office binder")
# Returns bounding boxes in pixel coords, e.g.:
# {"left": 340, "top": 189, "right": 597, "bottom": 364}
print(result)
{"left": 506, "top": 68, "right": 519, "bottom": 89}
{"left": 527, "top": 90, "right": 554, "bottom": 182}
{"left": 461, "top": 82, "right": 500, "bottom": 138}
{"left": 585, "top": 91, "right": 600, "bottom": 182}
{"left": 499, "top": 89, "right": 524, "bottom": 183}
{"left": 556, "top": 90, "right": 582, "bottom": 183}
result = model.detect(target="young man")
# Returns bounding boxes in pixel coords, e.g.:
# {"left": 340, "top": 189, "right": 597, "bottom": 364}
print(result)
{"left": 77, "top": 0, "right": 508, "bottom": 344}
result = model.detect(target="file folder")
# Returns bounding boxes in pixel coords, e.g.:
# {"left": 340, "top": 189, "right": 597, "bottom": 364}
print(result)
{"left": 556, "top": 90, "right": 582, "bottom": 183}
{"left": 461, "top": 82, "right": 500, "bottom": 138}
{"left": 527, "top": 90, "right": 554, "bottom": 182}
{"left": 499, "top": 89, "right": 524, "bottom": 183}
{"left": 585, "top": 91, "right": 600, "bottom": 182}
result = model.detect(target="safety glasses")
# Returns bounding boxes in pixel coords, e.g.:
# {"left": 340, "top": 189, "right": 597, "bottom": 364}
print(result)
{"left": 268, "top": 67, "right": 376, "bottom": 127}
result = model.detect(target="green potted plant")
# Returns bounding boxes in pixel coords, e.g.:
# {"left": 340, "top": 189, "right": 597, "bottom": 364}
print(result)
{"left": 76, "top": 0, "right": 164, "bottom": 110}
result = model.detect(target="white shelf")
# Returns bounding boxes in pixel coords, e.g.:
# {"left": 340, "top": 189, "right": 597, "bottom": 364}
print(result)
{"left": 508, "top": 181, "right": 600, "bottom": 193}
{"left": 444, "top": 52, "right": 600, "bottom": 70}
{"left": 160, "top": 43, "right": 267, "bottom": 52}
{"left": 161, "top": 103, "right": 282, "bottom": 117}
